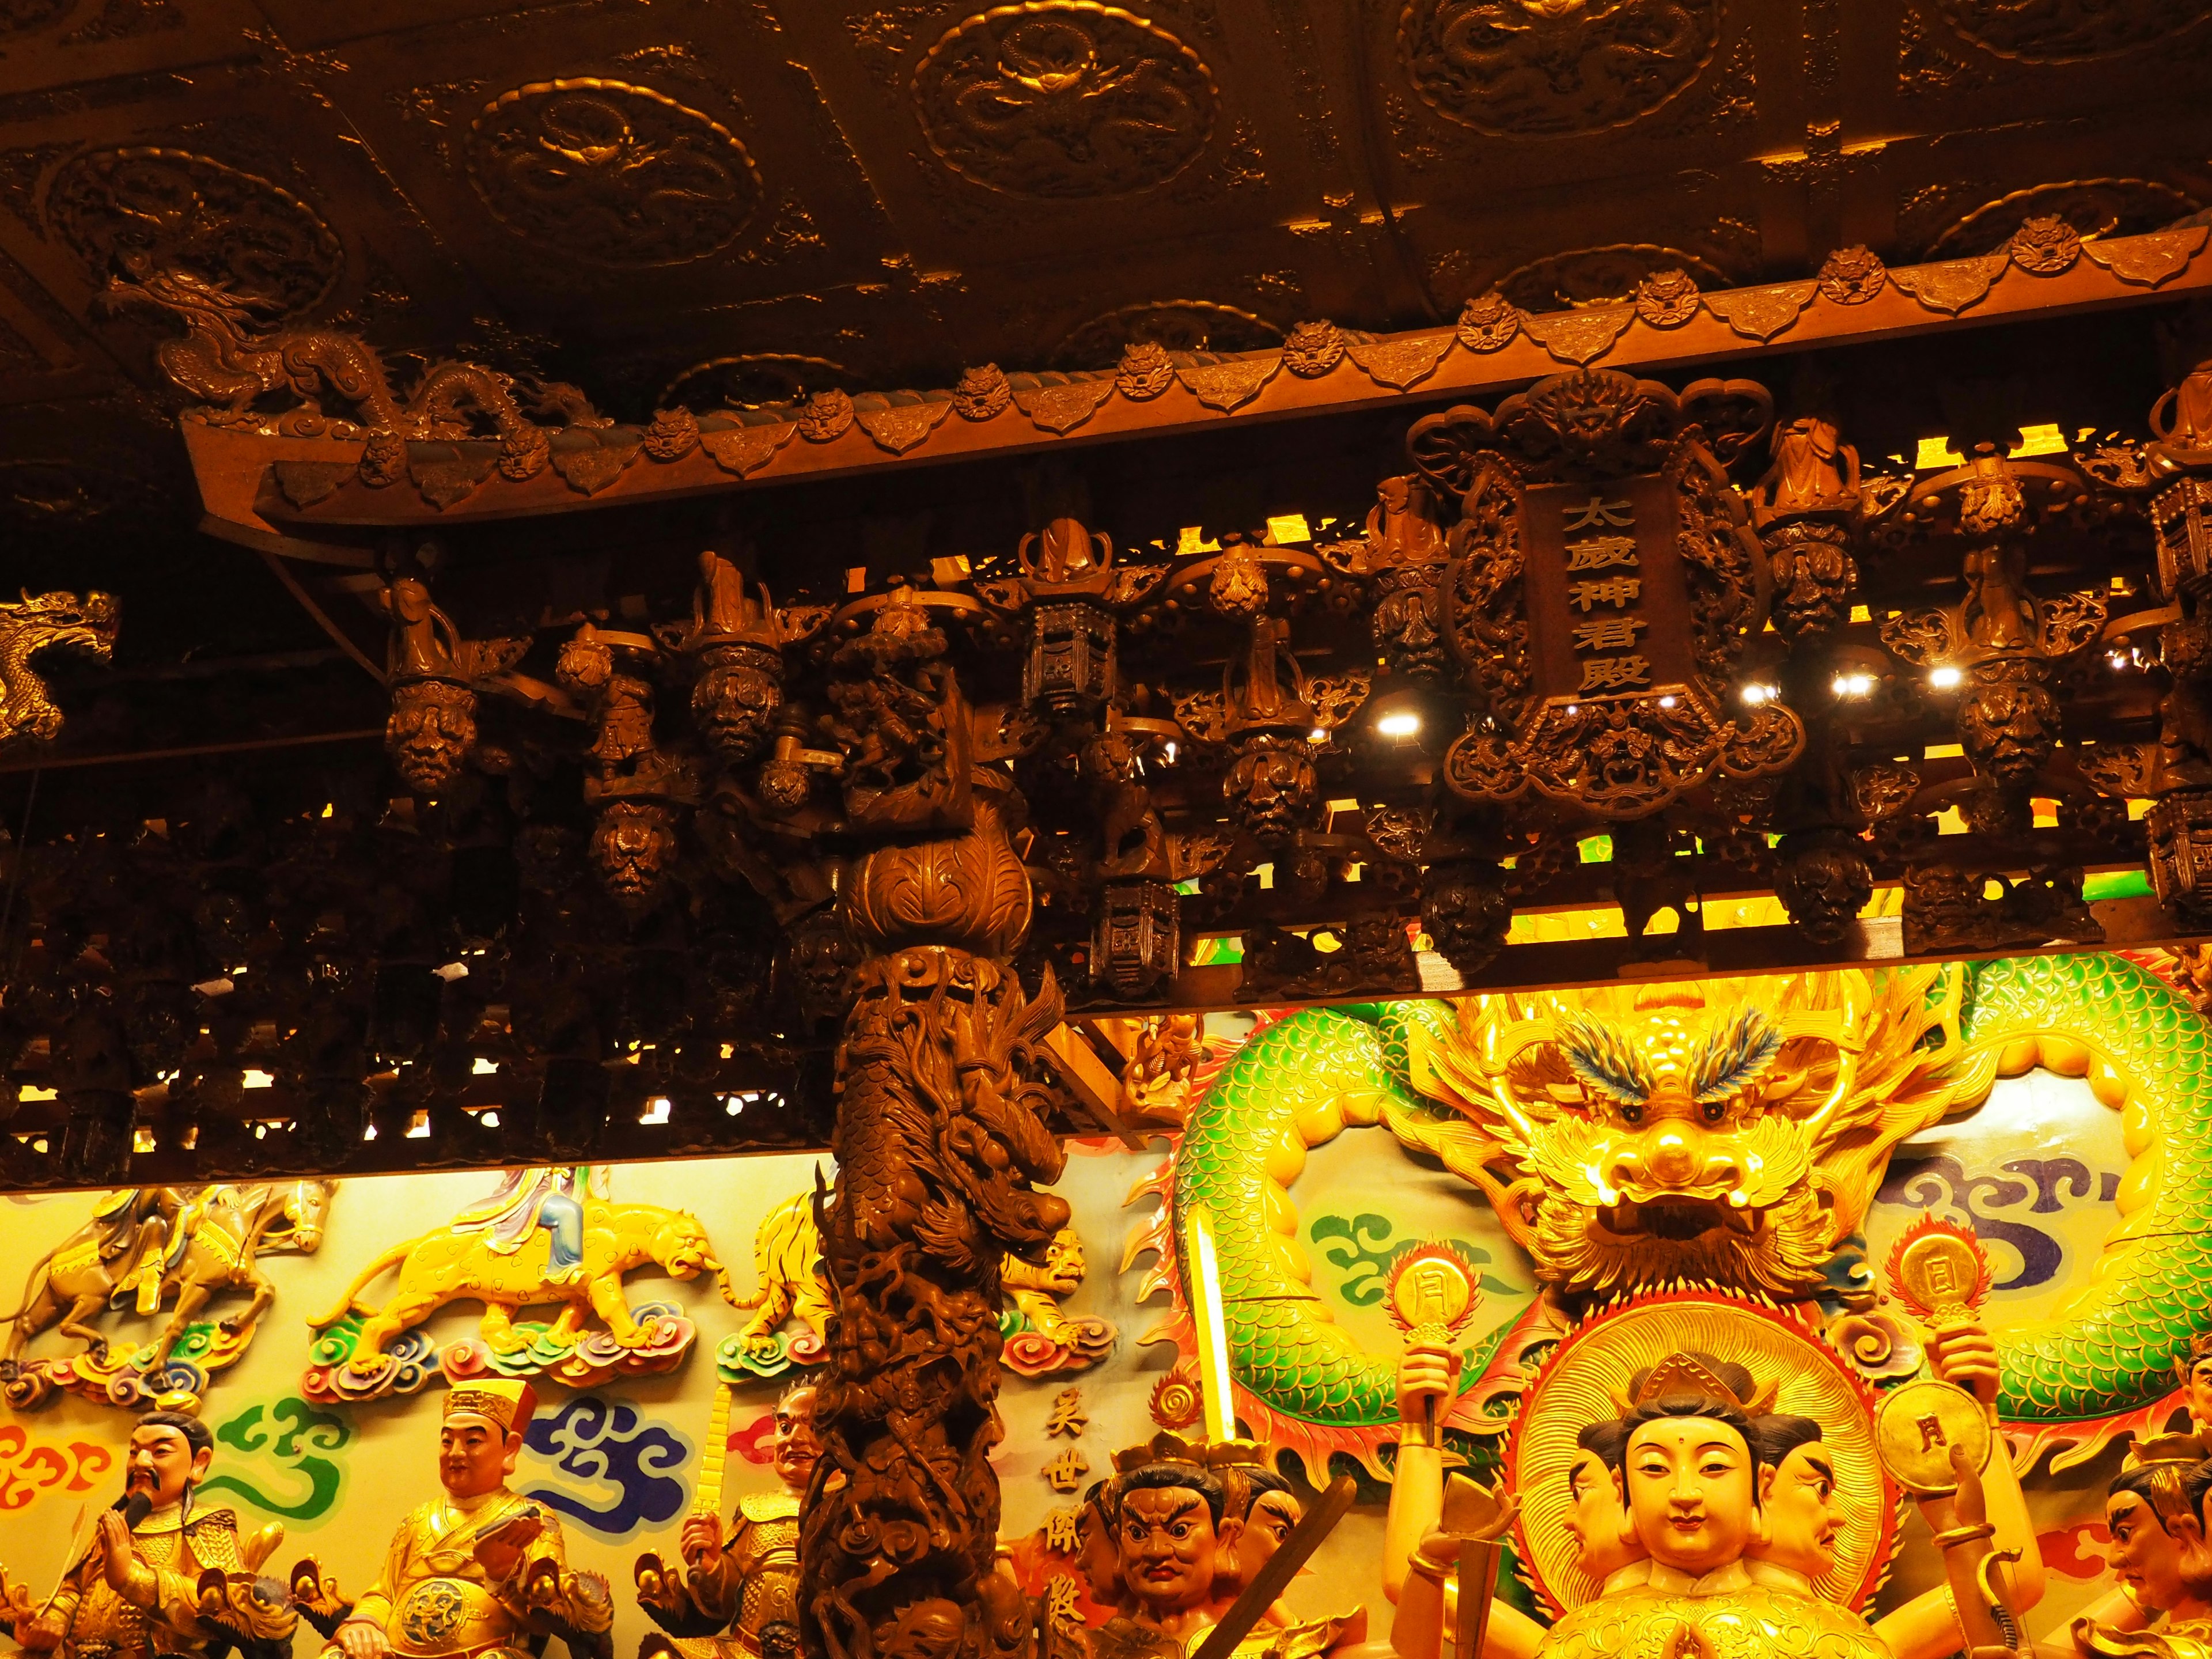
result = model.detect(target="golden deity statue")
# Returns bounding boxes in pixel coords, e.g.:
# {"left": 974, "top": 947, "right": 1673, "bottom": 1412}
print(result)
{"left": 635, "top": 1379, "right": 818, "bottom": 1659}
{"left": 0, "top": 1411, "right": 294, "bottom": 1659}
{"left": 1385, "top": 1296, "right": 2046, "bottom": 1659}
{"left": 323, "top": 1379, "right": 612, "bottom": 1659}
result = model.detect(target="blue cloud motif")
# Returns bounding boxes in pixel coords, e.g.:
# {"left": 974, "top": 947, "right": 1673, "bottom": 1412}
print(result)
{"left": 520, "top": 1395, "right": 696, "bottom": 1541}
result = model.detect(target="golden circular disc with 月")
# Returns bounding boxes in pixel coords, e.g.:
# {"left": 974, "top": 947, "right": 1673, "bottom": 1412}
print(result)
{"left": 1386, "top": 1243, "right": 1480, "bottom": 1339}
{"left": 1873, "top": 1378, "right": 1991, "bottom": 1496}
{"left": 1506, "top": 1291, "right": 1899, "bottom": 1615}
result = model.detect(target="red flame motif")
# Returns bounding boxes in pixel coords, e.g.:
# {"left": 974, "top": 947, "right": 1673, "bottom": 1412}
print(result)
{"left": 1883, "top": 1213, "right": 1994, "bottom": 1319}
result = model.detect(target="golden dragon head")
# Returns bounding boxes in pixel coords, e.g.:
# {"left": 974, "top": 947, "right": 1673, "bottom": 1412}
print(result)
{"left": 1394, "top": 968, "right": 1976, "bottom": 1301}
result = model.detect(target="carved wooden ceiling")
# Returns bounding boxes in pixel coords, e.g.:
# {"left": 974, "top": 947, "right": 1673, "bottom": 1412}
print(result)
{"left": 2, "top": 0, "right": 2211, "bottom": 541}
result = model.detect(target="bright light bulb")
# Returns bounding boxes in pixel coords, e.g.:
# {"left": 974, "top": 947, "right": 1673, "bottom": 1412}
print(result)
{"left": 1929, "top": 665, "right": 1963, "bottom": 689}
{"left": 1376, "top": 711, "right": 1421, "bottom": 737}
{"left": 1741, "top": 684, "right": 1770, "bottom": 705}
{"left": 1308, "top": 727, "right": 1328, "bottom": 743}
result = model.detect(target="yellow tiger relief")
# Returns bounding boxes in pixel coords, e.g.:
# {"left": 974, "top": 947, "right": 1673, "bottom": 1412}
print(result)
{"left": 731, "top": 1192, "right": 1088, "bottom": 1352}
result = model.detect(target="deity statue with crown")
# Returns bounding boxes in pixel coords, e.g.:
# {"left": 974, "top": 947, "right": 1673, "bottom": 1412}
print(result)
{"left": 312, "top": 1380, "right": 613, "bottom": 1659}
{"left": 1385, "top": 1290, "right": 2046, "bottom": 1659}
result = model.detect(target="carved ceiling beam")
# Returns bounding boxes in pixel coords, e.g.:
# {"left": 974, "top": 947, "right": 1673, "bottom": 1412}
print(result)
{"left": 165, "top": 226, "right": 2212, "bottom": 537}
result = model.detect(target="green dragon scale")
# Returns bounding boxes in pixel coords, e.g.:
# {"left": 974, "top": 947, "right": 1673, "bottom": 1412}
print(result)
{"left": 1161, "top": 954, "right": 2212, "bottom": 1453}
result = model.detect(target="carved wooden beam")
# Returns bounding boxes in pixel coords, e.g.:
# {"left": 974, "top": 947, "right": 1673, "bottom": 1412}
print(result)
{"left": 169, "top": 228, "right": 2212, "bottom": 536}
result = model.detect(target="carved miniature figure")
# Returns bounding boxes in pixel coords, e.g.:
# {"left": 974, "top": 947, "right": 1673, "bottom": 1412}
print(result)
{"left": 677, "top": 551, "right": 807, "bottom": 771}
{"left": 635, "top": 1379, "right": 819, "bottom": 1656}
{"left": 0, "top": 1411, "right": 295, "bottom": 1659}
{"left": 320, "top": 1380, "right": 612, "bottom": 1659}
{"left": 380, "top": 575, "right": 525, "bottom": 797}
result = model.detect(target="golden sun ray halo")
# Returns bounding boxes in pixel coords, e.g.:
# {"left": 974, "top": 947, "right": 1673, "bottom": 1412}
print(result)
{"left": 1504, "top": 1290, "right": 1902, "bottom": 1616}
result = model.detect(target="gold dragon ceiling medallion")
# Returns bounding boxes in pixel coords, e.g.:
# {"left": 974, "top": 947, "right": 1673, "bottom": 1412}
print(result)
{"left": 913, "top": 2, "right": 1218, "bottom": 199}
{"left": 1398, "top": 0, "right": 1724, "bottom": 136}
{"left": 1392, "top": 968, "right": 1981, "bottom": 1301}
{"left": 467, "top": 79, "right": 763, "bottom": 267}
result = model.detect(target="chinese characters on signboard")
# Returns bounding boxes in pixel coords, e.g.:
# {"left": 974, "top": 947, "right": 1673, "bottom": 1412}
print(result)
{"left": 1520, "top": 476, "right": 1695, "bottom": 700}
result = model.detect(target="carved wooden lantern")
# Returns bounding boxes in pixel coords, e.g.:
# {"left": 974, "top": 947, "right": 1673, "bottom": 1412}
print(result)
{"left": 1025, "top": 600, "right": 1117, "bottom": 714}
{"left": 1879, "top": 449, "right": 2102, "bottom": 806}
{"left": 2147, "top": 793, "right": 2212, "bottom": 923}
{"left": 1093, "top": 879, "right": 1181, "bottom": 999}
{"left": 974, "top": 517, "right": 1164, "bottom": 718}
{"left": 2150, "top": 358, "right": 2212, "bottom": 602}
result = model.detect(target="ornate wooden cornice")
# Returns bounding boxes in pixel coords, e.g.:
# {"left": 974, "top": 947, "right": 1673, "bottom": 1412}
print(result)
{"left": 165, "top": 225, "right": 2212, "bottom": 537}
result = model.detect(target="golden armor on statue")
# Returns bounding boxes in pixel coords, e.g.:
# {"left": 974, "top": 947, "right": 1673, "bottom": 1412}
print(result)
{"left": 634, "top": 1379, "right": 819, "bottom": 1659}
{"left": 0, "top": 1411, "right": 294, "bottom": 1659}
{"left": 305, "top": 1380, "right": 611, "bottom": 1659}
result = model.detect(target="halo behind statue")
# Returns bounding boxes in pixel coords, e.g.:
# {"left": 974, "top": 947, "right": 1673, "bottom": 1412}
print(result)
{"left": 1505, "top": 1291, "right": 1901, "bottom": 1616}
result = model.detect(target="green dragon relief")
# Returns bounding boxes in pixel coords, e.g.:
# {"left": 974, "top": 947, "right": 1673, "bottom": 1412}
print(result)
{"left": 1125, "top": 953, "right": 2212, "bottom": 1478}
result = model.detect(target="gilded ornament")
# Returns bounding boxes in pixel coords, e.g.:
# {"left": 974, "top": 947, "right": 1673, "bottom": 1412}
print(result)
{"left": 467, "top": 79, "right": 762, "bottom": 266}
{"left": 2008, "top": 212, "right": 2081, "bottom": 274}
{"left": 1058, "top": 300, "right": 1282, "bottom": 362}
{"left": 0, "top": 588, "right": 118, "bottom": 753}
{"left": 1816, "top": 245, "right": 1886, "bottom": 305}
{"left": 1399, "top": 0, "right": 1721, "bottom": 135}
{"left": 700, "top": 420, "right": 795, "bottom": 476}
{"left": 1176, "top": 356, "right": 1278, "bottom": 412}
{"left": 1116, "top": 339, "right": 1176, "bottom": 400}
{"left": 1703, "top": 278, "right": 1816, "bottom": 342}
{"left": 1521, "top": 306, "right": 1632, "bottom": 366}
{"left": 1631, "top": 267, "right": 1699, "bottom": 328}
{"left": 1933, "top": 176, "right": 2196, "bottom": 259}
{"left": 1932, "top": 0, "right": 2210, "bottom": 63}
{"left": 1280, "top": 320, "right": 1346, "bottom": 377}
{"left": 1502, "top": 244, "right": 1729, "bottom": 313}
{"left": 1455, "top": 291, "right": 1522, "bottom": 352}
{"left": 855, "top": 396, "right": 951, "bottom": 455}
{"left": 795, "top": 387, "right": 855, "bottom": 442}
{"left": 1889, "top": 253, "right": 2008, "bottom": 315}
{"left": 551, "top": 432, "right": 639, "bottom": 495}
{"left": 2086, "top": 226, "right": 2209, "bottom": 288}
{"left": 641, "top": 407, "right": 699, "bottom": 461}
{"left": 953, "top": 362, "right": 1012, "bottom": 419}
{"left": 912, "top": 2, "right": 1217, "bottom": 198}
{"left": 1013, "top": 374, "right": 1115, "bottom": 433}
{"left": 1349, "top": 335, "right": 1451, "bottom": 389}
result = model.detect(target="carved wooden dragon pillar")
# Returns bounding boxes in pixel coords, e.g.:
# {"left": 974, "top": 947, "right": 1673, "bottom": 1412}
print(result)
{"left": 801, "top": 590, "right": 1070, "bottom": 1659}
